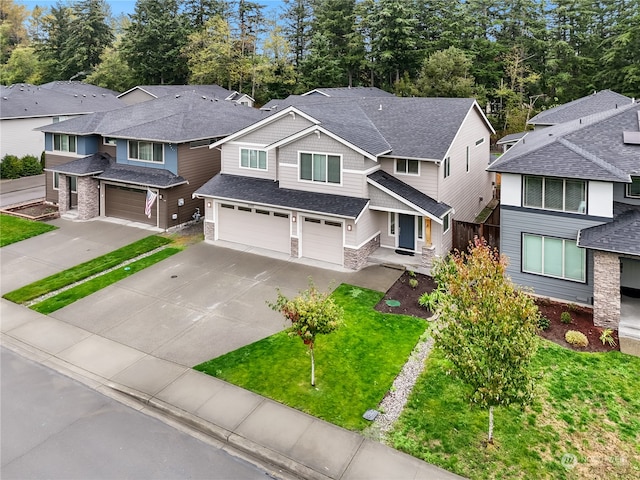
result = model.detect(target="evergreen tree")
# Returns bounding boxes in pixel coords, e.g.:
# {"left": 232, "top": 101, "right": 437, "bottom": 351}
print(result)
{"left": 414, "top": 46, "right": 476, "bottom": 98}
{"left": 183, "top": 0, "right": 231, "bottom": 31}
{"left": 121, "top": 0, "right": 189, "bottom": 84}
{"left": 0, "top": 0, "right": 29, "bottom": 64}
{"left": 85, "top": 41, "right": 137, "bottom": 92}
{"left": 33, "top": 2, "right": 75, "bottom": 82}
{"left": 280, "top": 0, "right": 313, "bottom": 68}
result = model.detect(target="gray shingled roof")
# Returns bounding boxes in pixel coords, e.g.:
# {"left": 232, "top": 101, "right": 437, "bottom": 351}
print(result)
{"left": 368, "top": 170, "right": 451, "bottom": 218}
{"left": 40, "top": 81, "right": 118, "bottom": 97}
{"left": 301, "top": 87, "right": 394, "bottom": 97}
{"left": 119, "top": 84, "right": 234, "bottom": 100}
{"left": 497, "top": 131, "right": 528, "bottom": 145}
{"left": 36, "top": 91, "right": 266, "bottom": 143}
{"left": 489, "top": 103, "right": 640, "bottom": 181}
{"left": 46, "top": 152, "right": 112, "bottom": 176}
{"left": 0, "top": 83, "right": 124, "bottom": 119}
{"left": 260, "top": 96, "right": 482, "bottom": 160}
{"left": 95, "top": 163, "right": 187, "bottom": 188}
{"left": 578, "top": 203, "right": 640, "bottom": 255}
{"left": 194, "top": 174, "right": 368, "bottom": 219}
{"left": 528, "top": 90, "right": 633, "bottom": 126}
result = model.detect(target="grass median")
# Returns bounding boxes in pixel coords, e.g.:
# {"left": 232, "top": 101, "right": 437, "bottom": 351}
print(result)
{"left": 3, "top": 235, "right": 171, "bottom": 304}
{"left": 195, "top": 284, "right": 427, "bottom": 431}
{"left": 0, "top": 214, "right": 57, "bottom": 247}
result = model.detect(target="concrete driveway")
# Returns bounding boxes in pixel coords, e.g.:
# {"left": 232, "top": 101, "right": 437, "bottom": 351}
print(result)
{"left": 2, "top": 220, "right": 401, "bottom": 367}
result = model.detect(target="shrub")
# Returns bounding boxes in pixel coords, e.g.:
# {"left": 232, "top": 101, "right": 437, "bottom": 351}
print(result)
{"left": 565, "top": 330, "right": 588, "bottom": 347}
{"left": 408, "top": 270, "right": 416, "bottom": 278}
{"left": 40, "top": 151, "right": 46, "bottom": 170}
{"left": 599, "top": 329, "right": 617, "bottom": 347}
{"left": 560, "top": 311, "right": 572, "bottom": 324}
{"left": 20, "top": 155, "right": 43, "bottom": 176}
{"left": 409, "top": 278, "right": 419, "bottom": 289}
{"left": 0, "top": 155, "right": 21, "bottom": 179}
{"left": 538, "top": 316, "right": 550, "bottom": 331}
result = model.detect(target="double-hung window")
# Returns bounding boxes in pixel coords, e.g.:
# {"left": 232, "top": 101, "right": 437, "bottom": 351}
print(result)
{"left": 240, "top": 148, "right": 267, "bottom": 170}
{"left": 53, "top": 134, "right": 76, "bottom": 153}
{"left": 627, "top": 177, "right": 640, "bottom": 198}
{"left": 300, "top": 152, "right": 340, "bottom": 184}
{"left": 129, "top": 141, "right": 163, "bottom": 163}
{"left": 523, "top": 234, "right": 586, "bottom": 282}
{"left": 523, "top": 175, "right": 586, "bottom": 213}
{"left": 395, "top": 159, "right": 419, "bottom": 175}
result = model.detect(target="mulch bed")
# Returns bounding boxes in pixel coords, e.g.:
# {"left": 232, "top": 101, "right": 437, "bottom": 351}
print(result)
{"left": 375, "top": 270, "right": 619, "bottom": 353}
{"left": 1, "top": 201, "right": 59, "bottom": 221}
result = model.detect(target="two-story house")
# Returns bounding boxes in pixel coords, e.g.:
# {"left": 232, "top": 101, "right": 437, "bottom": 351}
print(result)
{"left": 194, "top": 96, "right": 495, "bottom": 270}
{"left": 488, "top": 102, "right": 640, "bottom": 354}
{"left": 118, "top": 85, "right": 255, "bottom": 107}
{"left": 37, "top": 91, "right": 264, "bottom": 229}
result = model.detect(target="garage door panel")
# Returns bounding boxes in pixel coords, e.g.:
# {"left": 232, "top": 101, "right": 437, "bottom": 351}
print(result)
{"left": 301, "top": 218, "right": 343, "bottom": 264}
{"left": 218, "top": 204, "right": 290, "bottom": 254}
{"left": 105, "top": 185, "right": 156, "bottom": 225}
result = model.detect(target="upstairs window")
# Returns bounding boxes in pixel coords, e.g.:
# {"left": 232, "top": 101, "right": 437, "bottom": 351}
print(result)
{"left": 395, "top": 159, "right": 419, "bottom": 175}
{"left": 523, "top": 175, "right": 586, "bottom": 213}
{"left": 53, "top": 134, "right": 76, "bottom": 153}
{"left": 128, "top": 141, "right": 163, "bottom": 163}
{"left": 300, "top": 152, "right": 341, "bottom": 184}
{"left": 443, "top": 157, "right": 450, "bottom": 178}
{"left": 103, "top": 137, "right": 117, "bottom": 146}
{"left": 627, "top": 177, "right": 640, "bottom": 198}
{"left": 240, "top": 148, "right": 267, "bottom": 170}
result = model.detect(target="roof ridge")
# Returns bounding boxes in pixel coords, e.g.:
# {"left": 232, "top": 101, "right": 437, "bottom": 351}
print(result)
{"left": 557, "top": 137, "right": 630, "bottom": 181}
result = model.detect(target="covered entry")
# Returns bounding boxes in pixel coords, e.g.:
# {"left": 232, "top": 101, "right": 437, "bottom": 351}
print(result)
{"left": 301, "top": 217, "right": 343, "bottom": 264}
{"left": 217, "top": 203, "right": 290, "bottom": 253}
{"left": 104, "top": 184, "right": 157, "bottom": 225}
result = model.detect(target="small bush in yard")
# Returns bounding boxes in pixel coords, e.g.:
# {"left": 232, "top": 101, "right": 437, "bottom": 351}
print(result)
{"left": 599, "top": 328, "right": 617, "bottom": 347}
{"left": 538, "top": 316, "right": 550, "bottom": 330}
{"left": 409, "top": 278, "right": 419, "bottom": 289}
{"left": 565, "top": 330, "right": 588, "bottom": 347}
{"left": 560, "top": 311, "right": 572, "bottom": 324}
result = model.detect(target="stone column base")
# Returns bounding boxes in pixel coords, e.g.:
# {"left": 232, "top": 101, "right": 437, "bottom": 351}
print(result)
{"left": 344, "top": 235, "right": 380, "bottom": 270}
{"left": 593, "top": 251, "right": 620, "bottom": 330}
{"left": 421, "top": 245, "right": 436, "bottom": 269}
{"left": 77, "top": 177, "right": 99, "bottom": 220}
{"left": 291, "top": 237, "right": 299, "bottom": 257}
{"left": 204, "top": 220, "right": 215, "bottom": 241}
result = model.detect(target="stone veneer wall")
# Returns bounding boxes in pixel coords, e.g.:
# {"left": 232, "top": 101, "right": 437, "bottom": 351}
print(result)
{"left": 204, "top": 220, "right": 215, "bottom": 241}
{"left": 344, "top": 235, "right": 380, "bottom": 270}
{"left": 593, "top": 250, "right": 620, "bottom": 329}
{"left": 77, "top": 177, "right": 99, "bottom": 220}
{"left": 58, "top": 173, "right": 70, "bottom": 214}
{"left": 291, "top": 237, "right": 299, "bottom": 257}
{"left": 422, "top": 246, "right": 436, "bottom": 269}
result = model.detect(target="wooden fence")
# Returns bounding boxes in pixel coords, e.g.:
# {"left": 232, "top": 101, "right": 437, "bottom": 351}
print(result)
{"left": 452, "top": 220, "right": 500, "bottom": 253}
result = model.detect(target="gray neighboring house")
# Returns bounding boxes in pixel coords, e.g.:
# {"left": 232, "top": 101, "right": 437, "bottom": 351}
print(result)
{"left": 118, "top": 85, "right": 255, "bottom": 107}
{"left": 528, "top": 90, "right": 633, "bottom": 129}
{"left": 37, "top": 91, "right": 264, "bottom": 229}
{"left": 488, "top": 102, "right": 640, "bottom": 355}
{"left": 0, "top": 82, "right": 123, "bottom": 158}
{"left": 194, "top": 95, "right": 495, "bottom": 270}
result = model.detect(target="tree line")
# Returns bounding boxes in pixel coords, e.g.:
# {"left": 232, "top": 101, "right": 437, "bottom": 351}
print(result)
{"left": 2, "top": 0, "right": 639, "bottom": 134}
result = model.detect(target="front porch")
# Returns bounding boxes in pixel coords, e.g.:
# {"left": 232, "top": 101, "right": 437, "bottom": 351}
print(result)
{"left": 366, "top": 246, "right": 433, "bottom": 275}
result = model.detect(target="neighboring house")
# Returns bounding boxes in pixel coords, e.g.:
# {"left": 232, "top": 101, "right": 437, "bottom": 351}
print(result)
{"left": 194, "top": 96, "right": 495, "bottom": 270}
{"left": 488, "top": 102, "right": 640, "bottom": 352}
{"left": 0, "top": 82, "right": 123, "bottom": 158}
{"left": 300, "top": 87, "right": 395, "bottom": 98}
{"left": 496, "top": 131, "right": 528, "bottom": 153}
{"left": 528, "top": 90, "right": 633, "bottom": 130}
{"left": 118, "top": 85, "right": 255, "bottom": 107}
{"left": 37, "top": 91, "right": 264, "bottom": 229}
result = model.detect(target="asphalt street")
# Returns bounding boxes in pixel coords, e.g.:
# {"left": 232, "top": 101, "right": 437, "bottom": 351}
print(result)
{"left": 0, "top": 175, "right": 45, "bottom": 207}
{"left": 0, "top": 347, "right": 276, "bottom": 480}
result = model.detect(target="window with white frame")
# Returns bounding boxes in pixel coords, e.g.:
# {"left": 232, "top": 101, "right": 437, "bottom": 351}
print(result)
{"left": 443, "top": 157, "right": 450, "bottom": 178}
{"left": 128, "top": 141, "right": 163, "bottom": 163}
{"left": 523, "top": 175, "right": 586, "bottom": 213}
{"left": 442, "top": 213, "right": 450, "bottom": 233}
{"left": 395, "top": 159, "right": 419, "bottom": 175}
{"left": 103, "top": 137, "right": 117, "bottom": 146}
{"left": 300, "top": 152, "right": 340, "bottom": 184}
{"left": 475, "top": 137, "right": 485, "bottom": 146}
{"left": 522, "top": 234, "right": 586, "bottom": 282}
{"left": 417, "top": 217, "right": 423, "bottom": 239}
{"left": 53, "top": 134, "right": 76, "bottom": 153}
{"left": 627, "top": 177, "right": 640, "bottom": 198}
{"left": 53, "top": 172, "right": 77, "bottom": 192}
{"left": 388, "top": 212, "right": 395, "bottom": 235}
{"left": 240, "top": 148, "right": 267, "bottom": 170}
{"left": 466, "top": 146, "right": 470, "bottom": 172}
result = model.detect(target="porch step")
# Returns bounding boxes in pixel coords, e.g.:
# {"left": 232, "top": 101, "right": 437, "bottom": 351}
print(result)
{"left": 619, "top": 322, "right": 640, "bottom": 341}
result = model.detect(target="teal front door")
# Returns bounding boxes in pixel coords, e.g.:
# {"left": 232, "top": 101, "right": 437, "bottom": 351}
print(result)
{"left": 398, "top": 214, "right": 415, "bottom": 250}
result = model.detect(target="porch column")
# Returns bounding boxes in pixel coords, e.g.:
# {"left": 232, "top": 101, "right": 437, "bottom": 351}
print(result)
{"left": 58, "top": 173, "right": 70, "bottom": 214}
{"left": 77, "top": 177, "right": 99, "bottom": 220}
{"left": 593, "top": 250, "right": 620, "bottom": 330}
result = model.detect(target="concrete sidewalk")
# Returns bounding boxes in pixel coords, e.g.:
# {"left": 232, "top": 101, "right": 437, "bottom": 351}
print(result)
{"left": 1, "top": 300, "right": 462, "bottom": 480}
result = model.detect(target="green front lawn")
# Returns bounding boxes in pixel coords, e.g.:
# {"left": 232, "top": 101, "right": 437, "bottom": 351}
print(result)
{"left": 195, "top": 284, "right": 427, "bottom": 431}
{"left": 389, "top": 341, "right": 640, "bottom": 479}
{"left": 3, "top": 235, "right": 171, "bottom": 304}
{"left": 0, "top": 214, "right": 57, "bottom": 247}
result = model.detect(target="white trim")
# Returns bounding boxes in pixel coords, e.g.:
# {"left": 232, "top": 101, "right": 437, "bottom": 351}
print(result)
{"left": 388, "top": 212, "right": 395, "bottom": 236}
{"left": 209, "top": 106, "right": 320, "bottom": 149}
{"left": 380, "top": 154, "right": 440, "bottom": 162}
{"left": 522, "top": 233, "right": 586, "bottom": 283}
{"left": 354, "top": 200, "right": 371, "bottom": 223}
{"left": 298, "top": 150, "right": 343, "bottom": 185}
{"left": 239, "top": 147, "right": 268, "bottom": 171}
{"left": 117, "top": 86, "right": 157, "bottom": 99}
{"left": 301, "top": 89, "right": 330, "bottom": 97}
{"left": 228, "top": 140, "right": 268, "bottom": 148}
{"left": 441, "top": 101, "right": 495, "bottom": 160}
{"left": 366, "top": 178, "right": 447, "bottom": 223}
{"left": 344, "top": 230, "right": 381, "bottom": 250}
{"left": 394, "top": 158, "right": 421, "bottom": 176}
{"left": 127, "top": 140, "right": 165, "bottom": 164}
{"left": 442, "top": 212, "right": 450, "bottom": 233}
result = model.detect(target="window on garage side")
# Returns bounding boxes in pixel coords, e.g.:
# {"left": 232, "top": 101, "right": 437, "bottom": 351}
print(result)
{"left": 300, "top": 152, "right": 341, "bottom": 184}
{"left": 240, "top": 148, "right": 267, "bottom": 170}
{"left": 395, "top": 159, "right": 419, "bottom": 175}
{"left": 53, "top": 134, "right": 76, "bottom": 153}
{"left": 522, "top": 233, "right": 586, "bottom": 282}
{"left": 129, "top": 141, "right": 163, "bottom": 163}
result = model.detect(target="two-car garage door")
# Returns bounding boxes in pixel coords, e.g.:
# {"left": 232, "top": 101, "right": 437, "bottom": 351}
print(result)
{"left": 218, "top": 203, "right": 290, "bottom": 254}
{"left": 104, "top": 184, "right": 156, "bottom": 226}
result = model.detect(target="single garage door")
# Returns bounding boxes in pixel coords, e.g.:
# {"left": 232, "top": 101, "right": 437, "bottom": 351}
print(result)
{"left": 105, "top": 184, "right": 157, "bottom": 226}
{"left": 218, "top": 203, "right": 290, "bottom": 253}
{"left": 301, "top": 217, "right": 343, "bottom": 264}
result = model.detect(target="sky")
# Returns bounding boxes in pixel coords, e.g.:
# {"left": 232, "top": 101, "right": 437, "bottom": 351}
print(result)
{"left": 19, "top": 0, "right": 284, "bottom": 17}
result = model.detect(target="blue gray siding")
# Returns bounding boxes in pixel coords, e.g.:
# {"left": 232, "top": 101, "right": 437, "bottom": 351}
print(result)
{"left": 115, "top": 140, "right": 179, "bottom": 175}
{"left": 501, "top": 206, "right": 605, "bottom": 303}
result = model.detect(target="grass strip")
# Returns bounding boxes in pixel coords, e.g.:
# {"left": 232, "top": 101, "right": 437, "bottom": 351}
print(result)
{"left": 30, "top": 247, "right": 181, "bottom": 314}
{"left": 195, "top": 284, "right": 427, "bottom": 431}
{"left": 0, "top": 214, "right": 57, "bottom": 247}
{"left": 3, "top": 235, "right": 171, "bottom": 304}
{"left": 388, "top": 341, "right": 640, "bottom": 479}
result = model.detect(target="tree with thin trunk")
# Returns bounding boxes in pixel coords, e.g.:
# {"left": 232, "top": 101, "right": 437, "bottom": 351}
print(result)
{"left": 268, "top": 280, "right": 343, "bottom": 387}
{"left": 426, "top": 238, "right": 539, "bottom": 444}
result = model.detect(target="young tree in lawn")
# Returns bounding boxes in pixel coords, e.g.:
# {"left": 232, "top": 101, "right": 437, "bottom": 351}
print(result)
{"left": 427, "top": 238, "right": 539, "bottom": 444}
{"left": 268, "top": 281, "right": 344, "bottom": 387}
